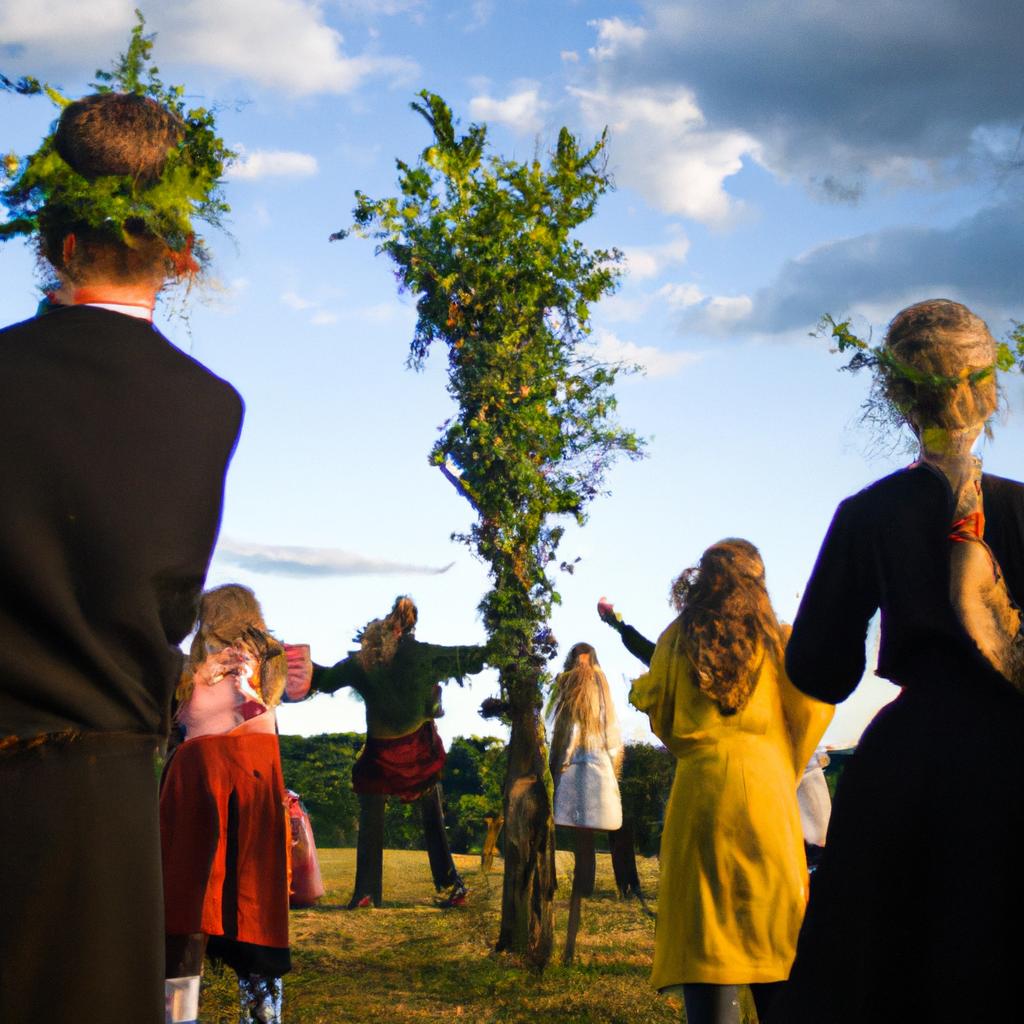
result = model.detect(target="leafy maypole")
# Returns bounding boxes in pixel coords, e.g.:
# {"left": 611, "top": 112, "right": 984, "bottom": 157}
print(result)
{"left": 336, "top": 92, "right": 642, "bottom": 966}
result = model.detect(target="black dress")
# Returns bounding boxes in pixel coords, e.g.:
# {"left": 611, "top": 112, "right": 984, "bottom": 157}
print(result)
{"left": 0, "top": 307, "right": 242, "bottom": 1023}
{"left": 777, "top": 464, "right": 1024, "bottom": 1024}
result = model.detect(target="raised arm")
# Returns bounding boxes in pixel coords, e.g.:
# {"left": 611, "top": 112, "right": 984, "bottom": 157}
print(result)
{"left": 598, "top": 598, "right": 656, "bottom": 666}
{"left": 416, "top": 641, "right": 490, "bottom": 685}
{"left": 309, "top": 654, "right": 364, "bottom": 696}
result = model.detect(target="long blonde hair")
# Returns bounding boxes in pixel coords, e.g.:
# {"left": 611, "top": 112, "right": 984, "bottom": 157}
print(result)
{"left": 671, "top": 539, "right": 784, "bottom": 715}
{"left": 549, "top": 643, "right": 620, "bottom": 769}
{"left": 177, "top": 584, "right": 287, "bottom": 706}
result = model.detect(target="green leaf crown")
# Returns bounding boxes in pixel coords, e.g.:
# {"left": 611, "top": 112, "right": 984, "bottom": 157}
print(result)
{"left": 0, "top": 11, "right": 234, "bottom": 266}
{"left": 819, "top": 313, "right": 1024, "bottom": 390}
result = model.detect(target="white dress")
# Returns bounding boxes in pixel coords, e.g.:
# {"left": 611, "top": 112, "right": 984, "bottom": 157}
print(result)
{"left": 552, "top": 706, "right": 623, "bottom": 831}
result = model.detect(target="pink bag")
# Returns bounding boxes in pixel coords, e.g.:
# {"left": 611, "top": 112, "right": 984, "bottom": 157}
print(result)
{"left": 286, "top": 790, "right": 325, "bottom": 908}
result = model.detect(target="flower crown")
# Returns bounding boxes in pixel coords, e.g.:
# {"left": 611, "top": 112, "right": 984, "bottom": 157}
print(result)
{"left": 819, "top": 313, "right": 1023, "bottom": 391}
{"left": 0, "top": 12, "right": 233, "bottom": 268}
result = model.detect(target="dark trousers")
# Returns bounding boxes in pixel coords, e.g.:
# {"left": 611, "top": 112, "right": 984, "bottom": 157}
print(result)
{"left": 351, "top": 783, "right": 460, "bottom": 906}
{"left": 683, "top": 982, "right": 785, "bottom": 1024}
{"left": 0, "top": 734, "right": 166, "bottom": 1024}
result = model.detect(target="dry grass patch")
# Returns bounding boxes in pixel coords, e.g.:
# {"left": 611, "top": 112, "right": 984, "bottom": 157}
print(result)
{"left": 196, "top": 847, "right": 757, "bottom": 1023}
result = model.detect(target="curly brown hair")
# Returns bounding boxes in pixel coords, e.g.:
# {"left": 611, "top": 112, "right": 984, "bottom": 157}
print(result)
{"left": 670, "top": 539, "right": 784, "bottom": 715}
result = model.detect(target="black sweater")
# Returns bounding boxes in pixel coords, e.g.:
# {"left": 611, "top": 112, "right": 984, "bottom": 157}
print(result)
{"left": 787, "top": 463, "right": 1024, "bottom": 703}
{"left": 0, "top": 306, "right": 243, "bottom": 739}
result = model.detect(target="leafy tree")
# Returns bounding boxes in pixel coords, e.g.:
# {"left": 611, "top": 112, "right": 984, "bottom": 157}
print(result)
{"left": 444, "top": 735, "right": 506, "bottom": 852}
{"left": 337, "top": 92, "right": 642, "bottom": 965}
{"left": 618, "top": 741, "right": 676, "bottom": 856}
{"left": 279, "top": 733, "right": 363, "bottom": 846}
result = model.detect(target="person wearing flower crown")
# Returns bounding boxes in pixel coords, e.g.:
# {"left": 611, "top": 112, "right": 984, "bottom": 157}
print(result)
{"left": 0, "top": 23, "right": 241, "bottom": 1024}
{"left": 777, "top": 300, "right": 1024, "bottom": 1024}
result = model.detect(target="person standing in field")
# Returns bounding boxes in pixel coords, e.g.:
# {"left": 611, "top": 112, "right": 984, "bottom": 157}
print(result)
{"left": 0, "top": 50, "right": 241, "bottom": 1023}
{"left": 310, "top": 596, "right": 490, "bottom": 908}
{"left": 630, "top": 540, "right": 832, "bottom": 1024}
{"left": 548, "top": 641, "right": 623, "bottom": 963}
{"left": 162, "top": 585, "right": 308, "bottom": 1024}
{"left": 777, "top": 300, "right": 1024, "bottom": 1024}
{"left": 598, "top": 596, "right": 832, "bottom": 870}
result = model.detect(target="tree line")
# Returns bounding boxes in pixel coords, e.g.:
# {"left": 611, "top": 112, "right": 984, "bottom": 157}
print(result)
{"left": 280, "top": 734, "right": 854, "bottom": 857}
{"left": 279, "top": 733, "right": 675, "bottom": 857}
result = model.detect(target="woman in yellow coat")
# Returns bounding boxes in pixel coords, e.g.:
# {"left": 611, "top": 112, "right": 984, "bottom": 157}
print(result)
{"left": 630, "top": 539, "right": 832, "bottom": 1024}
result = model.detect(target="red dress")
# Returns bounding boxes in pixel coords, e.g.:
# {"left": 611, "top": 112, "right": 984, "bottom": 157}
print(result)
{"left": 160, "top": 714, "right": 291, "bottom": 954}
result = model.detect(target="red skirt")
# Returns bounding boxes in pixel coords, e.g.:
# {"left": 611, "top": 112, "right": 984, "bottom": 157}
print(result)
{"left": 352, "top": 721, "right": 446, "bottom": 802}
{"left": 160, "top": 730, "right": 290, "bottom": 949}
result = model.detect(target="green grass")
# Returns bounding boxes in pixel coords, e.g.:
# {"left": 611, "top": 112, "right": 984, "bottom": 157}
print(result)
{"left": 196, "top": 848, "right": 697, "bottom": 1023}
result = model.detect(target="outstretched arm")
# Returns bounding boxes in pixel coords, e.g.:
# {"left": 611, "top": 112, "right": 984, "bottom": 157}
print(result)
{"left": 418, "top": 641, "right": 490, "bottom": 685}
{"left": 598, "top": 598, "right": 656, "bottom": 666}
{"left": 309, "top": 655, "right": 364, "bottom": 696}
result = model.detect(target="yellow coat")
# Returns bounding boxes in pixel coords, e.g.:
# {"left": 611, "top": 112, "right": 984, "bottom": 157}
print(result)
{"left": 630, "top": 620, "right": 833, "bottom": 988}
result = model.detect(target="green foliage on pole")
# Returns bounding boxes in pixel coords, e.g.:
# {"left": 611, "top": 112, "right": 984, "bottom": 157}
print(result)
{"left": 337, "top": 91, "right": 643, "bottom": 963}
{"left": 337, "top": 88, "right": 642, "bottom": 694}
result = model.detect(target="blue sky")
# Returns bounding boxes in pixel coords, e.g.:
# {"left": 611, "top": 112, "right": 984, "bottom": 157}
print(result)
{"left": 3, "top": 0, "right": 1023, "bottom": 747}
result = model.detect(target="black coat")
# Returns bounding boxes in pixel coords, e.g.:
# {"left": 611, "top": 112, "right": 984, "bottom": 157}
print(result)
{"left": 778, "top": 464, "right": 1024, "bottom": 1024}
{"left": 0, "top": 307, "right": 242, "bottom": 1024}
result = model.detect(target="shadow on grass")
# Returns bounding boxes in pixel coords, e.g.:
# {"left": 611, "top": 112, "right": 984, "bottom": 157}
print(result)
{"left": 195, "top": 848, "right": 703, "bottom": 1024}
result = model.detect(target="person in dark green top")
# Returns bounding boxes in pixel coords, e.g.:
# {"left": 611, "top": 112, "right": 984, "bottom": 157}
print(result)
{"left": 311, "top": 596, "right": 489, "bottom": 908}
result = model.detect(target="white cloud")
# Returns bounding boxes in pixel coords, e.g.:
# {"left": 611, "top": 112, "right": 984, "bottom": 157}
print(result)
{"left": 588, "top": 17, "right": 647, "bottom": 61}
{"left": 658, "top": 282, "right": 705, "bottom": 309}
{"left": 0, "top": 0, "right": 416, "bottom": 96}
{"left": 227, "top": 149, "right": 319, "bottom": 181}
{"left": 591, "top": 328, "right": 701, "bottom": 378}
{"left": 571, "top": 84, "right": 759, "bottom": 224}
{"left": 215, "top": 537, "right": 454, "bottom": 577}
{"left": 338, "top": 0, "right": 425, "bottom": 16}
{"left": 0, "top": 0, "right": 128, "bottom": 49}
{"left": 466, "top": 0, "right": 495, "bottom": 31}
{"left": 621, "top": 238, "right": 690, "bottom": 281}
{"left": 706, "top": 295, "right": 753, "bottom": 324}
{"left": 561, "top": 50, "right": 580, "bottom": 63}
{"left": 281, "top": 290, "right": 341, "bottom": 325}
{"left": 576, "top": 1, "right": 1024, "bottom": 193}
{"left": 161, "top": 0, "right": 416, "bottom": 95}
{"left": 281, "top": 290, "right": 316, "bottom": 311}
{"left": 469, "top": 87, "right": 548, "bottom": 135}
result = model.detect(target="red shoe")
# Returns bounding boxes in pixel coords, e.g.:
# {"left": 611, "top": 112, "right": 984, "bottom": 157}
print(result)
{"left": 438, "top": 883, "right": 468, "bottom": 908}
{"left": 346, "top": 894, "right": 374, "bottom": 909}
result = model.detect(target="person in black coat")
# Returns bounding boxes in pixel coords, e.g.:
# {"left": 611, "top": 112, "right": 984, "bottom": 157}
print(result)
{"left": 776, "top": 299, "right": 1024, "bottom": 1024}
{"left": 0, "top": 92, "right": 241, "bottom": 1023}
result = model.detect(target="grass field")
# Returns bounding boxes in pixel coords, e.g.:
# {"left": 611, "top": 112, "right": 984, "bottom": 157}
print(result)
{"left": 196, "top": 847, "right": 753, "bottom": 1023}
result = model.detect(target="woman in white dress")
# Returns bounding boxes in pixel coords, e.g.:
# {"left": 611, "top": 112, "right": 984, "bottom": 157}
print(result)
{"left": 549, "top": 642, "right": 623, "bottom": 962}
